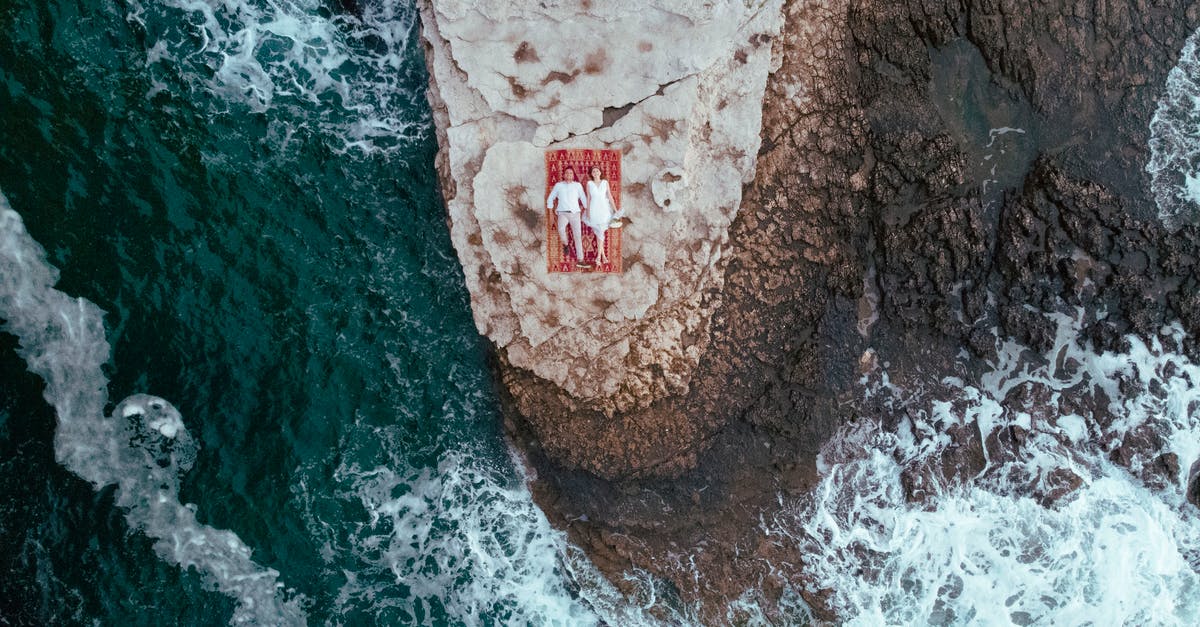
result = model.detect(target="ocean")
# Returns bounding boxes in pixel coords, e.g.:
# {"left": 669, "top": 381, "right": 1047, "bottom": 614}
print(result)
{"left": 2, "top": 1, "right": 1199, "bottom": 625}
{"left": 0, "top": 0, "right": 639, "bottom": 624}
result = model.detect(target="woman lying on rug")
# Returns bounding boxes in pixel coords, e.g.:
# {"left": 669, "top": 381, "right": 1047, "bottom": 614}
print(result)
{"left": 582, "top": 165, "right": 622, "bottom": 267}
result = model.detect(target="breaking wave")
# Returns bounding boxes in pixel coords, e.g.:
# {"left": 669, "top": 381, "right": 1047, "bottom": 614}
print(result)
{"left": 323, "top": 441, "right": 672, "bottom": 626}
{"left": 0, "top": 192, "right": 307, "bottom": 625}
{"left": 770, "top": 311, "right": 1200, "bottom": 624}
{"left": 1148, "top": 26, "right": 1200, "bottom": 230}
{"left": 125, "top": 0, "right": 430, "bottom": 153}
{"left": 791, "top": 24, "right": 1200, "bottom": 622}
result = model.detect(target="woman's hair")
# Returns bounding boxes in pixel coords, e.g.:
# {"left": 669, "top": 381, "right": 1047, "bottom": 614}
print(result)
{"left": 589, "top": 165, "right": 605, "bottom": 180}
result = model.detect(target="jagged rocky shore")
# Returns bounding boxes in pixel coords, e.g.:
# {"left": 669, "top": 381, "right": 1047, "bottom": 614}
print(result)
{"left": 420, "top": 0, "right": 1200, "bottom": 620}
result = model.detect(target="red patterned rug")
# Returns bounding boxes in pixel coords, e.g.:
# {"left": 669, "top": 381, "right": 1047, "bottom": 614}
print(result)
{"left": 545, "top": 149, "right": 622, "bottom": 274}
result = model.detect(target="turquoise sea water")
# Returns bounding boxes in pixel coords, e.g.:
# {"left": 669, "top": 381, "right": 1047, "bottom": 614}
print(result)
{"left": 0, "top": 1, "right": 631, "bottom": 624}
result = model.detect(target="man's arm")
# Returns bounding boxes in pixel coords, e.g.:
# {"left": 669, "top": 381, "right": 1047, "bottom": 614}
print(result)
{"left": 546, "top": 183, "right": 559, "bottom": 210}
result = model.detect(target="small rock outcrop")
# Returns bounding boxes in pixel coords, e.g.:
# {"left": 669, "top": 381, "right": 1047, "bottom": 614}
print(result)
{"left": 1189, "top": 458, "right": 1200, "bottom": 508}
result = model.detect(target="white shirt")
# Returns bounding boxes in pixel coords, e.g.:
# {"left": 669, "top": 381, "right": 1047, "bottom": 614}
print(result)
{"left": 546, "top": 181, "right": 587, "bottom": 213}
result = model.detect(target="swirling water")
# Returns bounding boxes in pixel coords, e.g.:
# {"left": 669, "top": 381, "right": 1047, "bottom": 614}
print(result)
{"left": 0, "top": 0, "right": 646, "bottom": 624}
{"left": 1150, "top": 25, "right": 1200, "bottom": 231}
{"left": 771, "top": 313, "right": 1200, "bottom": 625}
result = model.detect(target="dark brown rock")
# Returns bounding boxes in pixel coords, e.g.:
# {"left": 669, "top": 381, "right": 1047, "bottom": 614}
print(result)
{"left": 1188, "top": 459, "right": 1200, "bottom": 508}
{"left": 1035, "top": 468, "right": 1085, "bottom": 508}
{"left": 1157, "top": 452, "right": 1182, "bottom": 483}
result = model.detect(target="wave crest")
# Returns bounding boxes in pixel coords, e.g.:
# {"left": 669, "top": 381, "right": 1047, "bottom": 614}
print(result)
{"left": 0, "top": 192, "right": 307, "bottom": 625}
{"left": 771, "top": 312, "right": 1200, "bottom": 624}
{"left": 1148, "top": 27, "right": 1200, "bottom": 230}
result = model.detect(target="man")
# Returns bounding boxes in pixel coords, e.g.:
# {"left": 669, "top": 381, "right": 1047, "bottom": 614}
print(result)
{"left": 546, "top": 166, "right": 590, "bottom": 268}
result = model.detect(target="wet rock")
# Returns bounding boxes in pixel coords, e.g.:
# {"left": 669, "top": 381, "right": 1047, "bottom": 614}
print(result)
{"left": 1109, "top": 422, "right": 1172, "bottom": 489}
{"left": 900, "top": 465, "right": 937, "bottom": 506}
{"left": 983, "top": 423, "right": 1027, "bottom": 470}
{"left": 902, "top": 422, "right": 988, "bottom": 507}
{"left": 797, "top": 580, "right": 840, "bottom": 624}
{"left": 1159, "top": 452, "right": 1182, "bottom": 478}
{"left": 1188, "top": 459, "right": 1200, "bottom": 508}
{"left": 1035, "top": 468, "right": 1085, "bottom": 508}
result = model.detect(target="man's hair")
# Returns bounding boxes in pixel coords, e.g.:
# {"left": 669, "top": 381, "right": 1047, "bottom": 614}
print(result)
{"left": 562, "top": 166, "right": 576, "bottom": 176}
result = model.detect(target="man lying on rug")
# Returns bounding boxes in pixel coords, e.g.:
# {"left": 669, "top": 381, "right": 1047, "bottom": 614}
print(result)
{"left": 546, "top": 166, "right": 590, "bottom": 268}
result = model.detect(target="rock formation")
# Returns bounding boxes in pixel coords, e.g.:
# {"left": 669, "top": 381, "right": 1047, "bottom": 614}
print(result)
{"left": 422, "top": 0, "right": 1200, "bottom": 621}
{"left": 419, "top": 0, "right": 786, "bottom": 479}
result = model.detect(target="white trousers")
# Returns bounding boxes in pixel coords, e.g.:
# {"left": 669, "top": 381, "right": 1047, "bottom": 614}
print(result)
{"left": 557, "top": 211, "right": 584, "bottom": 260}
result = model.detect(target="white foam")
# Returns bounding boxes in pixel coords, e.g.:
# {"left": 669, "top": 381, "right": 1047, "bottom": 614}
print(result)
{"left": 985, "top": 126, "right": 1026, "bottom": 148}
{"left": 322, "top": 436, "right": 683, "bottom": 626}
{"left": 126, "top": 0, "right": 429, "bottom": 154}
{"left": 1148, "top": 27, "right": 1200, "bottom": 230}
{"left": 771, "top": 310, "right": 1200, "bottom": 624}
{"left": 0, "top": 192, "right": 306, "bottom": 625}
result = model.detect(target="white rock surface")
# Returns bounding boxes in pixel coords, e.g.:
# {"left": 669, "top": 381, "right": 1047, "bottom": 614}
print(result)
{"left": 419, "top": 0, "right": 784, "bottom": 412}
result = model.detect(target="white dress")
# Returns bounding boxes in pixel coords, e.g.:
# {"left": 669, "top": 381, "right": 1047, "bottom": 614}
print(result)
{"left": 584, "top": 180, "right": 613, "bottom": 231}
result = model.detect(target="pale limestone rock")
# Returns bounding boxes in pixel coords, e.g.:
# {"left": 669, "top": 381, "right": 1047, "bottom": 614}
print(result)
{"left": 420, "top": 0, "right": 784, "bottom": 412}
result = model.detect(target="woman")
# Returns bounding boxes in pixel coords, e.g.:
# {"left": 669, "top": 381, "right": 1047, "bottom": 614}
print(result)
{"left": 583, "top": 165, "right": 618, "bottom": 266}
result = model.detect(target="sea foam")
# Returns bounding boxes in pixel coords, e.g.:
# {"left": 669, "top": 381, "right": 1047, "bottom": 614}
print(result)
{"left": 770, "top": 311, "right": 1200, "bottom": 625}
{"left": 319, "top": 429, "right": 683, "bottom": 626}
{"left": 1148, "top": 26, "right": 1200, "bottom": 230}
{"left": 0, "top": 191, "right": 307, "bottom": 625}
{"left": 125, "top": 0, "right": 429, "bottom": 154}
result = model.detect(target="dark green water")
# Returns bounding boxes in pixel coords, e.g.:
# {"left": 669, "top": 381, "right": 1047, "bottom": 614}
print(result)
{"left": 0, "top": 1, "right": 627, "bottom": 624}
